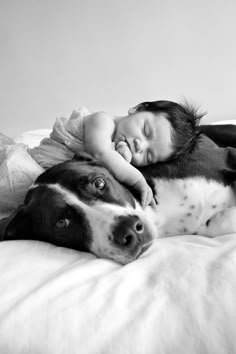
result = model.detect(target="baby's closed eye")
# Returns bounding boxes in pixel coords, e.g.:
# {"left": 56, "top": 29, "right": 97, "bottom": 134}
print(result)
{"left": 144, "top": 122, "right": 150, "bottom": 137}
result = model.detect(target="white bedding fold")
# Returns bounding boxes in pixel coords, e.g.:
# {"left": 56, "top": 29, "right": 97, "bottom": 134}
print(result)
{"left": 0, "top": 235, "right": 236, "bottom": 354}
{"left": 0, "top": 144, "right": 44, "bottom": 217}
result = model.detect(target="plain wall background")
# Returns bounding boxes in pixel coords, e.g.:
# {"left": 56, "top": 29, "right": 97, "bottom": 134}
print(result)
{"left": 1, "top": 0, "right": 236, "bottom": 137}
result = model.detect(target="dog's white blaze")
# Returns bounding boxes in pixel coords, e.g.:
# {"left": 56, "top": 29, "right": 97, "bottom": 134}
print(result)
{"left": 46, "top": 184, "right": 116, "bottom": 257}
{"left": 46, "top": 184, "right": 156, "bottom": 261}
{"left": 86, "top": 201, "right": 156, "bottom": 260}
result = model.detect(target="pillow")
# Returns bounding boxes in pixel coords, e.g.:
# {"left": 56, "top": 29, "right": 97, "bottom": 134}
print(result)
{"left": 14, "top": 129, "right": 51, "bottom": 147}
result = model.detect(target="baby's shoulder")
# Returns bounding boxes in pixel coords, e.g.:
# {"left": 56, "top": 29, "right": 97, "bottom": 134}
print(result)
{"left": 86, "top": 111, "right": 114, "bottom": 120}
{"left": 84, "top": 111, "right": 115, "bottom": 129}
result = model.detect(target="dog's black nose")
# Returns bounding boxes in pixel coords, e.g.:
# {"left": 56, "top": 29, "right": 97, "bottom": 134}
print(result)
{"left": 112, "top": 215, "right": 144, "bottom": 248}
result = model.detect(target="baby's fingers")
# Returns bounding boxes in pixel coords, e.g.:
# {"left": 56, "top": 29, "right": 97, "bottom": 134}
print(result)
{"left": 149, "top": 198, "right": 156, "bottom": 207}
{"left": 147, "top": 191, "right": 154, "bottom": 207}
{"left": 141, "top": 189, "right": 153, "bottom": 208}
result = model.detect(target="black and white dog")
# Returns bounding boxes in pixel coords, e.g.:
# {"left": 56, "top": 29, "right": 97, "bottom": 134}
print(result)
{"left": 1, "top": 128, "right": 236, "bottom": 264}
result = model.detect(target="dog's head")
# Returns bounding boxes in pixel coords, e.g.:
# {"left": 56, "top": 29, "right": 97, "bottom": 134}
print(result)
{"left": 0, "top": 154, "right": 156, "bottom": 264}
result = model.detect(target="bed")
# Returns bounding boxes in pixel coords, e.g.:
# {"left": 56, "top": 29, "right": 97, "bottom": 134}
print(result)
{"left": 1, "top": 124, "right": 236, "bottom": 354}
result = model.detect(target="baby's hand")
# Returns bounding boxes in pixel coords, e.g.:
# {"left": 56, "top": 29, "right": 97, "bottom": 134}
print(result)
{"left": 132, "top": 178, "right": 154, "bottom": 208}
{"left": 116, "top": 141, "right": 132, "bottom": 163}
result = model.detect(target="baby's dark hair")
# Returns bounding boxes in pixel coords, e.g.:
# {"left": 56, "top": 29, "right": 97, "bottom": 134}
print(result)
{"left": 129, "top": 100, "right": 205, "bottom": 160}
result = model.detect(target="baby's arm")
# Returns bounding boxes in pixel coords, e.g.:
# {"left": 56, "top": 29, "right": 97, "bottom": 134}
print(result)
{"left": 98, "top": 149, "right": 153, "bottom": 207}
{"left": 84, "top": 112, "right": 153, "bottom": 206}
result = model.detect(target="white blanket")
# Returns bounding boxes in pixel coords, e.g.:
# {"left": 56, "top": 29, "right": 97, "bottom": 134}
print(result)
{"left": 0, "top": 235, "right": 236, "bottom": 354}
{"left": 0, "top": 143, "right": 44, "bottom": 218}
{"left": 1, "top": 126, "right": 236, "bottom": 354}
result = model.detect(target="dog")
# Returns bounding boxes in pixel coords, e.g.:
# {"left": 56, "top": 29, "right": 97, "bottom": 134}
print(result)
{"left": 1, "top": 130, "right": 236, "bottom": 264}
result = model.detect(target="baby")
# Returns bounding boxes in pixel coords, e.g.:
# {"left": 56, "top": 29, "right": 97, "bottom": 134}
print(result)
{"left": 29, "top": 100, "right": 201, "bottom": 207}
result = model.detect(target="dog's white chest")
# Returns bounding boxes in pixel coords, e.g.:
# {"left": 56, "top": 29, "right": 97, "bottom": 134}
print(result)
{"left": 150, "top": 177, "right": 235, "bottom": 236}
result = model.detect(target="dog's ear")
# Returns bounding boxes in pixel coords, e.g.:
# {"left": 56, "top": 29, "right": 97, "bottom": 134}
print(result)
{"left": 0, "top": 206, "right": 32, "bottom": 241}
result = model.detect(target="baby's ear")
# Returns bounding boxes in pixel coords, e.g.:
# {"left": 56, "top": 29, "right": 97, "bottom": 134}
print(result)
{"left": 128, "top": 102, "right": 150, "bottom": 114}
{"left": 128, "top": 106, "right": 137, "bottom": 114}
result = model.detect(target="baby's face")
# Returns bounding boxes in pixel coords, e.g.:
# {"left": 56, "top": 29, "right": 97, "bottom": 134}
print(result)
{"left": 113, "top": 111, "right": 173, "bottom": 166}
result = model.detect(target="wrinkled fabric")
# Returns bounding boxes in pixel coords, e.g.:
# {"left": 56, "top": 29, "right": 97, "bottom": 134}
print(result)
{"left": 1, "top": 235, "right": 236, "bottom": 354}
{"left": 0, "top": 132, "right": 14, "bottom": 147}
{"left": 0, "top": 107, "right": 92, "bottom": 217}
{"left": 0, "top": 143, "right": 44, "bottom": 218}
{"left": 28, "top": 107, "right": 91, "bottom": 168}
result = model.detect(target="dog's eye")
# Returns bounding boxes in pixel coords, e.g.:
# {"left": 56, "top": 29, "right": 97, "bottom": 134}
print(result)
{"left": 93, "top": 177, "right": 106, "bottom": 190}
{"left": 56, "top": 218, "right": 70, "bottom": 229}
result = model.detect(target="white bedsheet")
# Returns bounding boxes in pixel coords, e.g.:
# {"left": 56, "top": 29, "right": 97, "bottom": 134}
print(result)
{"left": 1, "top": 125, "right": 236, "bottom": 353}
{"left": 1, "top": 235, "right": 236, "bottom": 354}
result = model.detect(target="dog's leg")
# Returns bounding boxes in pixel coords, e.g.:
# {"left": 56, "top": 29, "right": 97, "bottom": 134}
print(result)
{"left": 197, "top": 207, "right": 236, "bottom": 237}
